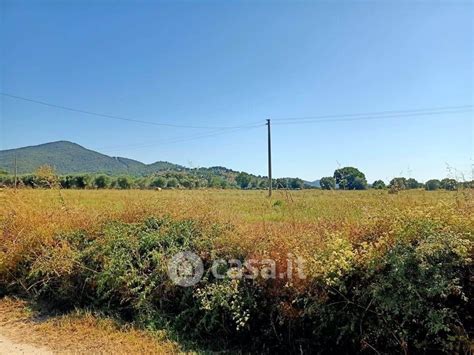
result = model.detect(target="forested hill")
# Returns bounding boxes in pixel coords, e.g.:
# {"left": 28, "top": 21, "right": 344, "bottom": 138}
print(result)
{"left": 0, "top": 141, "right": 184, "bottom": 175}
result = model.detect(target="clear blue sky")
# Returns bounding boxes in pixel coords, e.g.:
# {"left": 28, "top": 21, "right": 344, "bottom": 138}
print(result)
{"left": 1, "top": 0, "right": 472, "bottom": 182}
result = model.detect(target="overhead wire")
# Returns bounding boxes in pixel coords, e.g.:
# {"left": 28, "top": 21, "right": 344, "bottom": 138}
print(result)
{"left": 272, "top": 108, "right": 472, "bottom": 126}
{"left": 0, "top": 92, "right": 261, "bottom": 130}
{"left": 97, "top": 124, "right": 264, "bottom": 151}
{"left": 272, "top": 105, "right": 473, "bottom": 122}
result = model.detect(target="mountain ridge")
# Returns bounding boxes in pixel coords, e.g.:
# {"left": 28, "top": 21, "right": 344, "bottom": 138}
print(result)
{"left": 0, "top": 141, "right": 184, "bottom": 175}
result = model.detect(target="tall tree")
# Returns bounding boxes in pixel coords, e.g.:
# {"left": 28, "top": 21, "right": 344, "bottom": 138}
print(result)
{"left": 333, "top": 167, "right": 367, "bottom": 190}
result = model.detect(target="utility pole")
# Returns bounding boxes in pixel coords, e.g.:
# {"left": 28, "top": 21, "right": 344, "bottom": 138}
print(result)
{"left": 14, "top": 154, "right": 18, "bottom": 189}
{"left": 266, "top": 119, "right": 272, "bottom": 197}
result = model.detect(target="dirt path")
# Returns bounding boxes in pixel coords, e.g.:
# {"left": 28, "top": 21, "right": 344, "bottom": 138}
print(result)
{"left": 0, "top": 297, "right": 181, "bottom": 354}
{"left": 0, "top": 332, "right": 52, "bottom": 355}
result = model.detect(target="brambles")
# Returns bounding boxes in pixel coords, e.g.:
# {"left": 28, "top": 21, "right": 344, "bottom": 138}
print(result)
{"left": 0, "top": 189, "right": 472, "bottom": 353}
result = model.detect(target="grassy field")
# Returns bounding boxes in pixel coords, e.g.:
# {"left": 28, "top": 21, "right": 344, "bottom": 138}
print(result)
{"left": 0, "top": 188, "right": 472, "bottom": 353}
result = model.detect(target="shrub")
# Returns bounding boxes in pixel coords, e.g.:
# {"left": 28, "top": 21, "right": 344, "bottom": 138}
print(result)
{"left": 372, "top": 180, "right": 386, "bottom": 189}
{"left": 425, "top": 179, "right": 441, "bottom": 191}
{"left": 440, "top": 178, "right": 458, "bottom": 191}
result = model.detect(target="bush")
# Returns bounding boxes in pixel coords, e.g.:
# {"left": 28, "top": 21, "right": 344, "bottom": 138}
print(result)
{"left": 441, "top": 178, "right": 458, "bottom": 191}
{"left": 425, "top": 179, "right": 441, "bottom": 191}
{"left": 372, "top": 180, "right": 386, "bottom": 189}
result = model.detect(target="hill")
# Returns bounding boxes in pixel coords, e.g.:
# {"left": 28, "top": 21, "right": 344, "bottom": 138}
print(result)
{"left": 0, "top": 141, "right": 314, "bottom": 190}
{"left": 0, "top": 141, "right": 182, "bottom": 175}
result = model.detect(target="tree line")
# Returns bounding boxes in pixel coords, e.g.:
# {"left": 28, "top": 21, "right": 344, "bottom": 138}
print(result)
{"left": 1, "top": 165, "right": 471, "bottom": 191}
{"left": 319, "top": 166, "right": 472, "bottom": 191}
{"left": 0, "top": 166, "right": 308, "bottom": 190}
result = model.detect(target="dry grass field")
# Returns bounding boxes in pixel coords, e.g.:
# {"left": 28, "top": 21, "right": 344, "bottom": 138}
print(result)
{"left": 0, "top": 188, "right": 472, "bottom": 353}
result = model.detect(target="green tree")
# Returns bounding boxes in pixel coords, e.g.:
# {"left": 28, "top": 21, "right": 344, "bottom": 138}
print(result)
{"left": 116, "top": 176, "right": 132, "bottom": 189}
{"left": 94, "top": 175, "right": 110, "bottom": 189}
{"left": 219, "top": 179, "right": 229, "bottom": 189}
{"left": 372, "top": 180, "right": 386, "bottom": 189}
{"left": 320, "top": 177, "right": 336, "bottom": 190}
{"left": 167, "top": 177, "right": 178, "bottom": 188}
{"left": 406, "top": 178, "right": 421, "bottom": 189}
{"left": 59, "top": 175, "right": 74, "bottom": 189}
{"left": 258, "top": 179, "right": 268, "bottom": 189}
{"left": 334, "top": 167, "right": 367, "bottom": 190}
{"left": 180, "top": 179, "right": 193, "bottom": 189}
{"left": 150, "top": 177, "right": 166, "bottom": 189}
{"left": 276, "top": 178, "right": 288, "bottom": 189}
{"left": 21, "top": 175, "right": 36, "bottom": 188}
{"left": 462, "top": 180, "right": 474, "bottom": 189}
{"left": 208, "top": 176, "right": 223, "bottom": 188}
{"left": 289, "top": 178, "right": 304, "bottom": 189}
{"left": 72, "top": 175, "right": 92, "bottom": 189}
{"left": 440, "top": 178, "right": 458, "bottom": 191}
{"left": 236, "top": 172, "right": 252, "bottom": 189}
{"left": 389, "top": 177, "right": 407, "bottom": 190}
{"left": 425, "top": 179, "right": 441, "bottom": 191}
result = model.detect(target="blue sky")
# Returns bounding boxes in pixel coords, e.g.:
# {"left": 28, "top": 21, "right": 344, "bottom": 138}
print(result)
{"left": 1, "top": 0, "right": 472, "bottom": 182}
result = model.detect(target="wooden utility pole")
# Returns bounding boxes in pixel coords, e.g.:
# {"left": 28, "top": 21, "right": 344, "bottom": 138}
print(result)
{"left": 266, "top": 119, "right": 272, "bottom": 197}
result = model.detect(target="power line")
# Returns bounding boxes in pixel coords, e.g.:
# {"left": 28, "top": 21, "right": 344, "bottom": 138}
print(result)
{"left": 0, "top": 92, "right": 261, "bottom": 130}
{"left": 272, "top": 104, "right": 473, "bottom": 122}
{"left": 272, "top": 108, "right": 472, "bottom": 126}
{"left": 97, "top": 124, "right": 265, "bottom": 152}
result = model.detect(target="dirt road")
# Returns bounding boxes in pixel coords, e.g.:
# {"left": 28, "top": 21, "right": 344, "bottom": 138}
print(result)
{"left": 0, "top": 332, "right": 52, "bottom": 355}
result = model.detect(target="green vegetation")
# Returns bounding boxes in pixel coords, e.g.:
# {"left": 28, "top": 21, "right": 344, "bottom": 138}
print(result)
{"left": 0, "top": 189, "right": 472, "bottom": 353}
{"left": 372, "top": 179, "right": 386, "bottom": 189}
{"left": 425, "top": 179, "right": 442, "bottom": 191}
{"left": 320, "top": 176, "right": 336, "bottom": 190}
{"left": 441, "top": 178, "right": 459, "bottom": 191}
{"left": 334, "top": 167, "right": 368, "bottom": 190}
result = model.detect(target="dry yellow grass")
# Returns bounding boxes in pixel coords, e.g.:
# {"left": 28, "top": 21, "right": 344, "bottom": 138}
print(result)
{"left": 0, "top": 297, "right": 181, "bottom": 354}
{"left": 1, "top": 188, "right": 472, "bottom": 263}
